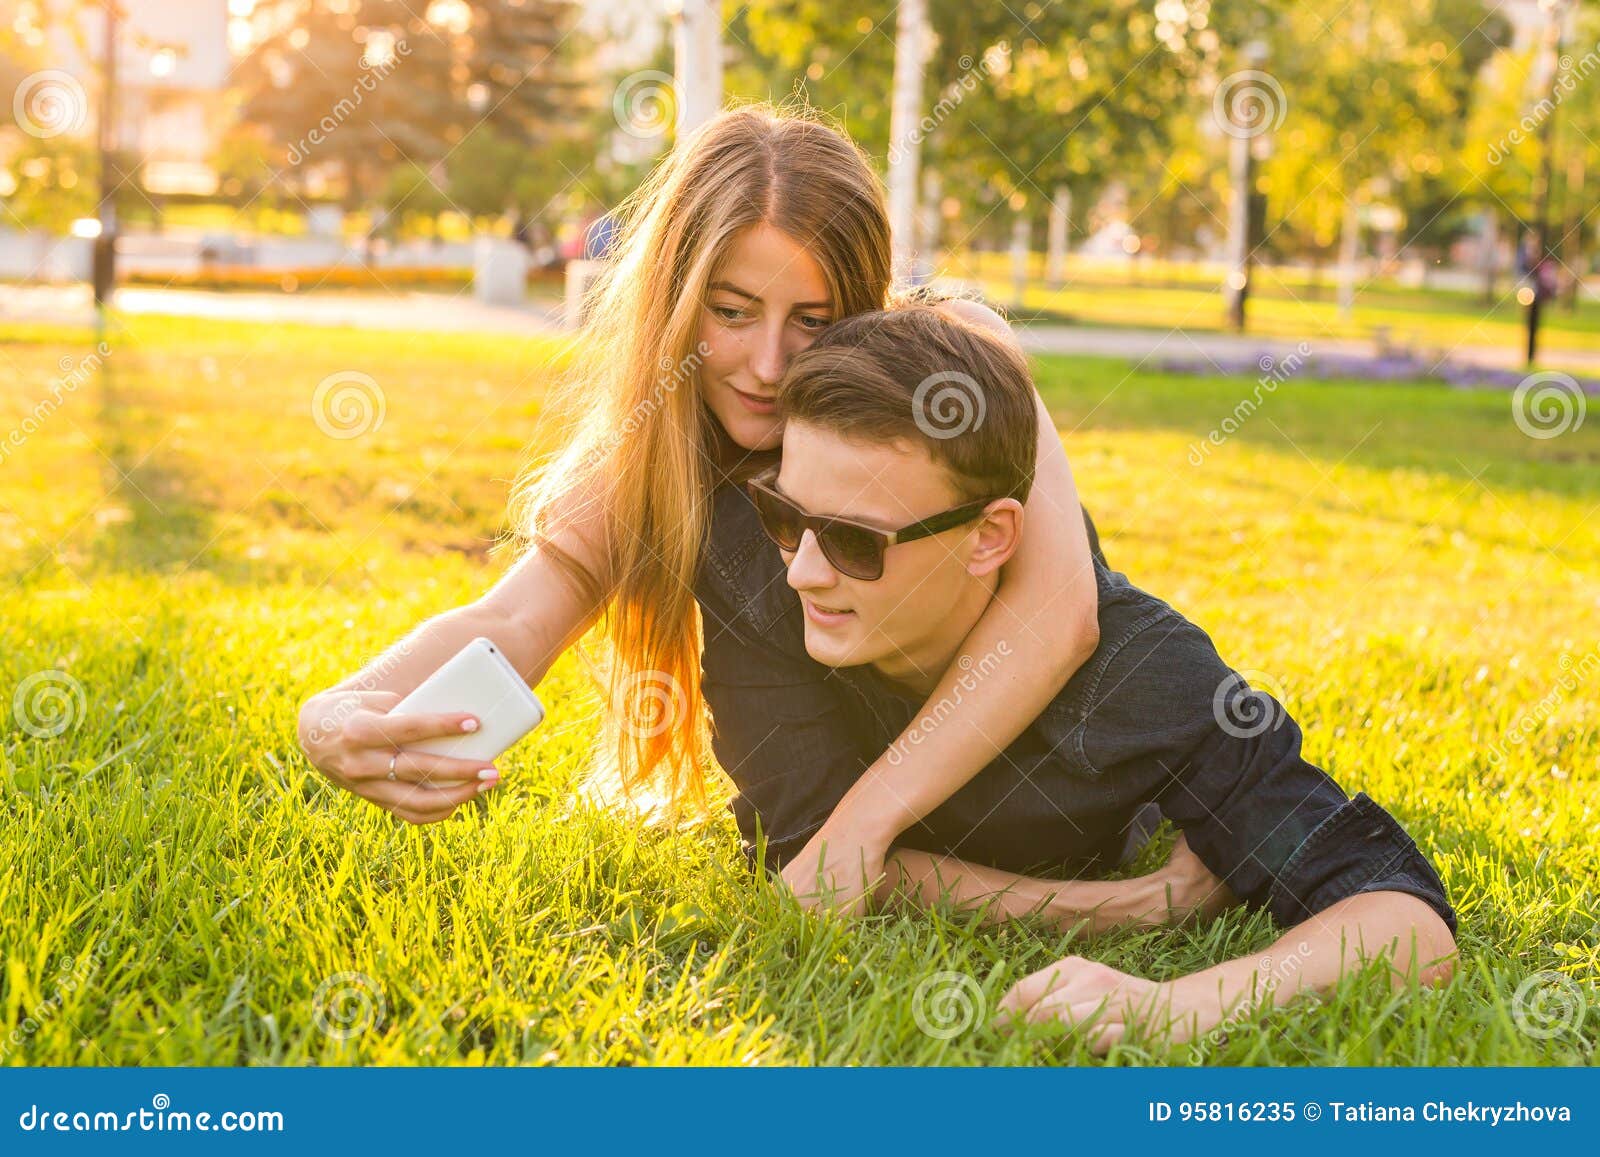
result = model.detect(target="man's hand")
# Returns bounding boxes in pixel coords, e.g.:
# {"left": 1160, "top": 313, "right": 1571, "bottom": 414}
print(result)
{"left": 779, "top": 821, "right": 888, "bottom": 916}
{"left": 1146, "top": 832, "right": 1237, "bottom": 926}
{"left": 994, "top": 955, "right": 1185, "bottom": 1056}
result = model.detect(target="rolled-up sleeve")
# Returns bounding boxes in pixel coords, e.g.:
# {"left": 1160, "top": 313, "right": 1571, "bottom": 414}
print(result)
{"left": 1079, "top": 608, "right": 1457, "bottom": 936}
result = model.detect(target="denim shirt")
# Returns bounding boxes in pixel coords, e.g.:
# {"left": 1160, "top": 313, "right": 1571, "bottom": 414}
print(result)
{"left": 694, "top": 480, "right": 1458, "bottom": 936}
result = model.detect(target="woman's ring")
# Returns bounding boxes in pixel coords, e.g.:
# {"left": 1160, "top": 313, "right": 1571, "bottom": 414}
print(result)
{"left": 388, "top": 752, "right": 398, "bottom": 781}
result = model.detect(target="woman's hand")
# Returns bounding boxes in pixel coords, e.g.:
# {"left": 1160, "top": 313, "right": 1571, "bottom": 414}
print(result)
{"left": 994, "top": 955, "right": 1180, "bottom": 1055}
{"left": 297, "top": 689, "right": 501, "bottom": 824}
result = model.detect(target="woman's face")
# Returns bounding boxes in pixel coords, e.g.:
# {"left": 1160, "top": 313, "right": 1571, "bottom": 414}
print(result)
{"left": 697, "top": 223, "right": 834, "bottom": 452}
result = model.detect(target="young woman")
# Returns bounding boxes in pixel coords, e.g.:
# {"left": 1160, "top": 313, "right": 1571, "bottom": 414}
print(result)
{"left": 295, "top": 104, "right": 1116, "bottom": 913}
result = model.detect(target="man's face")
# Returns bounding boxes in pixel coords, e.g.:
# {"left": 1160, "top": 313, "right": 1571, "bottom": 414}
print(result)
{"left": 774, "top": 421, "right": 994, "bottom": 673}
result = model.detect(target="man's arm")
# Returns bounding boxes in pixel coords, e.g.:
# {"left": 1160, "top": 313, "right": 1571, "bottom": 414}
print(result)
{"left": 878, "top": 834, "right": 1238, "bottom": 936}
{"left": 783, "top": 306, "right": 1101, "bottom": 911}
{"left": 998, "top": 888, "right": 1457, "bottom": 1055}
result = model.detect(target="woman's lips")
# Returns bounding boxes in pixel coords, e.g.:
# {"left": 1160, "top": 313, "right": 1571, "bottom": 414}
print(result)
{"left": 730, "top": 385, "right": 778, "bottom": 415}
{"left": 802, "top": 598, "right": 854, "bottom": 628}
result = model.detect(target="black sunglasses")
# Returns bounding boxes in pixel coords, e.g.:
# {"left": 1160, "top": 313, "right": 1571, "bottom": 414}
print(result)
{"left": 745, "top": 467, "right": 999, "bottom": 581}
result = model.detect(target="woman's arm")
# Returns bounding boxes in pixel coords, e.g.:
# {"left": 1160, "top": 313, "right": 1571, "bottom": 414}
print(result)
{"left": 297, "top": 483, "right": 609, "bottom": 823}
{"left": 878, "top": 834, "right": 1237, "bottom": 936}
{"left": 781, "top": 301, "right": 1101, "bottom": 912}
{"left": 997, "top": 889, "right": 1458, "bottom": 1055}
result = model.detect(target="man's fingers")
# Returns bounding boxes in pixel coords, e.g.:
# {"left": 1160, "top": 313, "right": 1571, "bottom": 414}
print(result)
{"left": 999, "top": 959, "right": 1079, "bottom": 1014}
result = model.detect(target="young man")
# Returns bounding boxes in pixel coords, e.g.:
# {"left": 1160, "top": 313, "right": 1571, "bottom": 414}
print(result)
{"left": 693, "top": 306, "right": 1458, "bottom": 1053}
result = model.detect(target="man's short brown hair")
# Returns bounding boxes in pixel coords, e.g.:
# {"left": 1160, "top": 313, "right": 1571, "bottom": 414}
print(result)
{"left": 775, "top": 305, "right": 1038, "bottom": 503}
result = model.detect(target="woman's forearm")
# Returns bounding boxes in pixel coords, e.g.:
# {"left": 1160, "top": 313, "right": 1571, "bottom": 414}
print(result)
{"left": 817, "top": 392, "right": 1100, "bottom": 845}
{"left": 880, "top": 847, "right": 1187, "bottom": 936}
{"left": 315, "top": 543, "right": 602, "bottom": 705}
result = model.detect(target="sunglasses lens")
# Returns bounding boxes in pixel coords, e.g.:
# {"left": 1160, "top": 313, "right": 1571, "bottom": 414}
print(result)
{"left": 751, "top": 486, "right": 803, "bottom": 550}
{"left": 820, "top": 523, "right": 883, "bottom": 580}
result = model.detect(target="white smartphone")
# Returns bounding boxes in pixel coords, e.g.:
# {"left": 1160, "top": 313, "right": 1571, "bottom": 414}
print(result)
{"left": 387, "top": 636, "right": 546, "bottom": 762}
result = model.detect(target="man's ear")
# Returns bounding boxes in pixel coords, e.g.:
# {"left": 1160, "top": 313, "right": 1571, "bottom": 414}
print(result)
{"left": 965, "top": 498, "right": 1024, "bottom": 578}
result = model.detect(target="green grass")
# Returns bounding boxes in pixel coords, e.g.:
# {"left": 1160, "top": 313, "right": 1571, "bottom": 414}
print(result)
{"left": 1, "top": 314, "right": 1596, "bottom": 1065}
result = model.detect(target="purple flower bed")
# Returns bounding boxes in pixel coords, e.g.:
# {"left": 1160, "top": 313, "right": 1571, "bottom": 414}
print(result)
{"left": 1153, "top": 350, "right": 1600, "bottom": 394}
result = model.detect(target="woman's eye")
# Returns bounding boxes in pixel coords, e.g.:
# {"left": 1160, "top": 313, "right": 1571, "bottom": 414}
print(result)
{"left": 796, "top": 315, "right": 831, "bottom": 331}
{"left": 712, "top": 305, "right": 748, "bottom": 322}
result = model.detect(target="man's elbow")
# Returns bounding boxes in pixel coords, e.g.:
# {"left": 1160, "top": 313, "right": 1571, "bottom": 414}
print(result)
{"left": 1384, "top": 891, "right": 1459, "bottom": 988}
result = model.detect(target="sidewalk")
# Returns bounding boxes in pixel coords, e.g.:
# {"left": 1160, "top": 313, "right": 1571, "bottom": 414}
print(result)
{"left": 5, "top": 282, "right": 1596, "bottom": 377}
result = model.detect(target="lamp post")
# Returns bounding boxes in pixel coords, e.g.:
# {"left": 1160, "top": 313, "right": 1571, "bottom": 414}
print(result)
{"left": 1525, "top": 0, "right": 1571, "bottom": 367}
{"left": 1222, "top": 39, "right": 1270, "bottom": 333}
{"left": 91, "top": 0, "right": 118, "bottom": 315}
{"left": 668, "top": 0, "right": 722, "bottom": 137}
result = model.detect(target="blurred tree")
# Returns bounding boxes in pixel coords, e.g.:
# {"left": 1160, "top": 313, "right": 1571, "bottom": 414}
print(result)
{"left": 236, "top": 0, "right": 588, "bottom": 214}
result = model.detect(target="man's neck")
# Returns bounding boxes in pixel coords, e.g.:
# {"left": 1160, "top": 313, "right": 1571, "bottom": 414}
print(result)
{"left": 868, "top": 578, "right": 996, "bottom": 699}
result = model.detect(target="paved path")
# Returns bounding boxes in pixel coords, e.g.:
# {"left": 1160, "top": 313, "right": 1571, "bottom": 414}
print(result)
{"left": 6, "top": 283, "right": 1596, "bottom": 376}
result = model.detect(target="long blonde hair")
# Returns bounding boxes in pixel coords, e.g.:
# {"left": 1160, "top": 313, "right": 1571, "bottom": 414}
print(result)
{"left": 505, "top": 103, "right": 893, "bottom": 818}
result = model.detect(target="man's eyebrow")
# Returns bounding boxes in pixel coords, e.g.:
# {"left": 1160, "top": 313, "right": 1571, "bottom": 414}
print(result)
{"left": 772, "top": 475, "right": 897, "bottom": 530}
{"left": 708, "top": 281, "right": 832, "bottom": 311}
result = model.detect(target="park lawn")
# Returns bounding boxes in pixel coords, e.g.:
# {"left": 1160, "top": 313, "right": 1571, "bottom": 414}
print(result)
{"left": 0, "top": 313, "right": 1596, "bottom": 1066}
